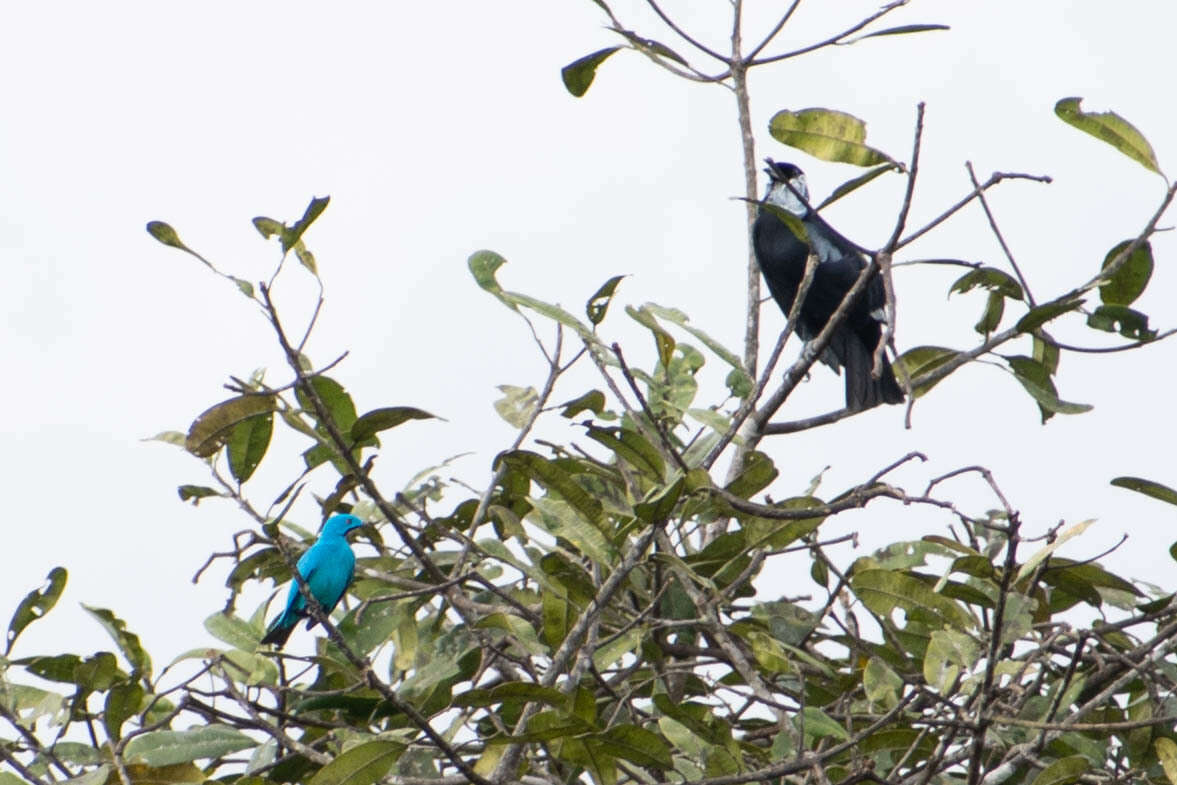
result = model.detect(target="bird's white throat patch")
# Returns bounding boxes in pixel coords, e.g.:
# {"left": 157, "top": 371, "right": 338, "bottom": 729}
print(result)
{"left": 765, "top": 174, "right": 809, "bottom": 216}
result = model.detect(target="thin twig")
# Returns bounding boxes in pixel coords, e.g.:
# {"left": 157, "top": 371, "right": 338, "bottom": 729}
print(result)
{"left": 645, "top": 0, "right": 728, "bottom": 62}
{"left": 747, "top": 0, "right": 909, "bottom": 66}
{"left": 966, "top": 161, "right": 1036, "bottom": 306}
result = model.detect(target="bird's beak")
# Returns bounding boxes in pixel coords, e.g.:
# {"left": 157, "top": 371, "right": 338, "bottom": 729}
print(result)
{"left": 762, "top": 157, "right": 779, "bottom": 182}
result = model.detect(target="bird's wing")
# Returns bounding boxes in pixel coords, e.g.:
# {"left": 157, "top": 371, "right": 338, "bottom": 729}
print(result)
{"left": 285, "top": 546, "right": 325, "bottom": 614}
{"left": 304, "top": 542, "right": 356, "bottom": 616}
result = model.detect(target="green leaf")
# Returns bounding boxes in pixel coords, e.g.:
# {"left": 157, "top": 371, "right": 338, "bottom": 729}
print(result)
{"left": 281, "top": 195, "right": 330, "bottom": 254}
{"left": 185, "top": 395, "right": 277, "bottom": 458}
{"left": 292, "top": 239, "right": 318, "bottom": 275}
{"left": 724, "top": 367, "right": 753, "bottom": 398}
{"left": 613, "top": 31, "right": 688, "bottom": 65}
{"left": 815, "top": 163, "right": 898, "bottom": 210}
{"left": 1006, "top": 356, "right": 1093, "bottom": 421}
{"left": 974, "top": 291, "right": 1004, "bottom": 334}
{"left": 863, "top": 656, "right": 903, "bottom": 708}
{"left": 74, "top": 651, "right": 122, "bottom": 692}
{"left": 494, "top": 385, "right": 540, "bottom": 429}
{"left": 532, "top": 497, "right": 615, "bottom": 566}
{"left": 308, "top": 739, "right": 405, "bottom": 785}
{"left": 644, "top": 303, "right": 747, "bottom": 374}
{"left": 509, "top": 290, "right": 600, "bottom": 341}
{"left": 144, "top": 430, "right": 187, "bottom": 447}
{"left": 453, "top": 682, "right": 568, "bottom": 709}
{"left": 1111, "top": 476, "right": 1177, "bottom": 507}
{"left": 476, "top": 613, "right": 549, "bottom": 657}
{"left": 949, "top": 266, "right": 1023, "bottom": 300}
{"left": 337, "top": 599, "right": 403, "bottom": 657}
{"left": 743, "top": 497, "right": 826, "bottom": 550}
{"left": 18, "top": 653, "right": 82, "bottom": 683}
{"left": 586, "top": 426, "right": 665, "bottom": 479}
{"left": 204, "top": 611, "right": 260, "bottom": 651}
{"left": 725, "top": 451, "right": 778, "bottom": 499}
{"left": 1029, "top": 755, "right": 1089, "bottom": 785}
{"left": 768, "top": 108, "right": 894, "bottom": 166}
{"left": 1054, "top": 97, "right": 1162, "bottom": 175}
{"left": 177, "top": 485, "right": 220, "bottom": 505}
{"left": 542, "top": 587, "right": 570, "bottom": 647}
{"left": 851, "top": 568, "right": 974, "bottom": 631}
{"left": 252, "top": 216, "right": 283, "bottom": 239}
{"left": 893, "top": 345, "right": 958, "bottom": 397}
{"left": 643, "top": 303, "right": 755, "bottom": 397}
{"left": 593, "top": 628, "right": 643, "bottom": 671}
{"left": 124, "top": 725, "right": 255, "bottom": 767}
{"left": 58, "top": 765, "right": 111, "bottom": 785}
{"left": 586, "top": 275, "right": 625, "bottom": 326}
{"left": 350, "top": 407, "right": 437, "bottom": 443}
{"left": 1016, "top": 519, "right": 1095, "bottom": 582}
{"left": 226, "top": 413, "right": 273, "bottom": 484}
{"left": 104, "top": 682, "right": 145, "bottom": 741}
{"left": 468, "top": 251, "right": 603, "bottom": 343}
{"left": 597, "top": 725, "right": 673, "bottom": 770}
{"left": 1099, "top": 240, "right": 1153, "bottom": 305}
{"left": 795, "top": 706, "right": 850, "bottom": 741}
{"left": 498, "top": 451, "right": 604, "bottom": 528}
{"left": 738, "top": 627, "right": 792, "bottom": 674}
{"left": 1155, "top": 738, "right": 1177, "bottom": 785}
{"left": 561, "top": 47, "right": 621, "bottom": 97}
{"left": 626, "top": 305, "right": 676, "bottom": 368}
{"left": 922, "top": 629, "right": 979, "bottom": 692}
{"left": 1033, "top": 332, "right": 1060, "bottom": 375}
{"left": 297, "top": 376, "right": 358, "bottom": 435}
{"left": 1087, "top": 305, "right": 1155, "bottom": 340}
{"left": 146, "top": 221, "right": 213, "bottom": 269}
{"left": 634, "top": 477, "right": 685, "bottom": 524}
{"left": 122, "top": 762, "right": 205, "bottom": 783}
{"left": 561, "top": 389, "right": 607, "bottom": 418}
{"left": 231, "top": 277, "right": 255, "bottom": 298}
{"left": 6, "top": 566, "right": 67, "bottom": 654}
{"left": 1016, "top": 298, "right": 1084, "bottom": 333}
{"left": 469, "top": 249, "right": 510, "bottom": 298}
{"left": 853, "top": 23, "right": 950, "bottom": 40}
{"left": 82, "top": 605, "right": 152, "bottom": 679}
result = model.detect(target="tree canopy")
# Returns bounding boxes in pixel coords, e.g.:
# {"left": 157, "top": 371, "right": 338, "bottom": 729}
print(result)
{"left": 4, "top": 4, "right": 1177, "bottom": 785}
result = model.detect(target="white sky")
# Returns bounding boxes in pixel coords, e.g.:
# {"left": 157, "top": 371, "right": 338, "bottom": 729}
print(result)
{"left": 3, "top": 1, "right": 1175, "bottom": 667}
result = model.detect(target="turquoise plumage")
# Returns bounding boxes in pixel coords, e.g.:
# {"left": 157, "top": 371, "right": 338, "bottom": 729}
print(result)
{"left": 260, "top": 514, "right": 364, "bottom": 648}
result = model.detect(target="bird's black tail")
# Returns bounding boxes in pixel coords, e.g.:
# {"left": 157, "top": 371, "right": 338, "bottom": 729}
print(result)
{"left": 260, "top": 617, "right": 297, "bottom": 649}
{"left": 841, "top": 334, "right": 905, "bottom": 411}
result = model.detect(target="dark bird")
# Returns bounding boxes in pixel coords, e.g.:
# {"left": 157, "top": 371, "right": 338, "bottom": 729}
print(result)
{"left": 752, "top": 160, "right": 904, "bottom": 410}
{"left": 261, "top": 513, "right": 364, "bottom": 648}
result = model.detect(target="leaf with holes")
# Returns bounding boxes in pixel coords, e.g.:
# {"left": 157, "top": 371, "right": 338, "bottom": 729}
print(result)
{"left": 586, "top": 275, "right": 625, "bottom": 326}
{"left": 6, "top": 567, "right": 66, "bottom": 655}
{"left": 1087, "top": 305, "right": 1155, "bottom": 340}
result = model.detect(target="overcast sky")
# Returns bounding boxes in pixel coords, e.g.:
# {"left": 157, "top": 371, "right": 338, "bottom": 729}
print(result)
{"left": 3, "top": 1, "right": 1175, "bottom": 666}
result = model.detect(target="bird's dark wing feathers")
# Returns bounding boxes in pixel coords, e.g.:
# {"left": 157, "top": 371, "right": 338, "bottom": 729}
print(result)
{"left": 753, "top": 205, "right": 903, "bottom": 410}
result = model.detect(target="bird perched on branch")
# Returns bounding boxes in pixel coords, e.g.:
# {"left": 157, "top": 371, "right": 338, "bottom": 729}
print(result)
{"left": 260, "top": 513, "right": 364, "bottom": 648}
{"left": 752, "top": 159, "right": 904, "bottom": 411}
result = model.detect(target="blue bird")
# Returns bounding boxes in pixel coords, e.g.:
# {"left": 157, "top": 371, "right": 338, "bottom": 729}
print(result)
{"left": 260, "top": 513, "right": 365, "bottom": 648}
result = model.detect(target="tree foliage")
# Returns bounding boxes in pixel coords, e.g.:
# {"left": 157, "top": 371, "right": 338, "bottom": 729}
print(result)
{"left": 5, "top": 4, "right": 1177, "bottom": 785}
